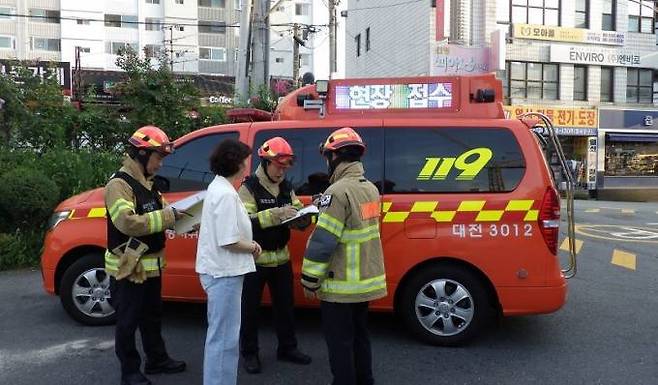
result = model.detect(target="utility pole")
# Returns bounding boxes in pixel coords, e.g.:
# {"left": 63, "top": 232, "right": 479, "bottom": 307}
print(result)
{"left": 169, "top": 26, "right": 175, "bottom": 71}
{"left": 292, "top": 23, "right": 301, "bottom": 88}
{"left": 252, "top": 0, "right": 270, "bottom": 92}
{"left": 236, "top": 0, "right": 254, "bottom": 100}
{"left": 329, "top": 0, "right": 337, "bottom": 78}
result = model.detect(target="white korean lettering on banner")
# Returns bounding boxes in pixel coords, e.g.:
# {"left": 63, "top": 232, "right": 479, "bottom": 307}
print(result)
{"left": 408, "top": 84, "right": 429, "bottom": 108}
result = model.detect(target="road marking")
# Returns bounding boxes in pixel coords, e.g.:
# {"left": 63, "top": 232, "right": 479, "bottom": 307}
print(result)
{"left": 576, "top": 225, "right": 658, "bottom": 244}
{"left": 621, "top": 209, "right": 635, "bottom": 214}
{"left": 559, "top": 238, "right": 583, "bottom": 254}
{"left": 585, "top": 209, "right": 600, "bottom": 213}
{"left": 611, "top": 250, "right": 636, "bottom": 270}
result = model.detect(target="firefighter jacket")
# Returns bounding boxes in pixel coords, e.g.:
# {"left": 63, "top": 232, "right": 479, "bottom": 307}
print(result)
{"left": 301, "top": 161, "right": 387, "bottom": 303}
{"left": 104, "top": 156, "right": 175, "bottom": 280}
{"left": 238, "top": 165, "right": 303, "bottom": 267}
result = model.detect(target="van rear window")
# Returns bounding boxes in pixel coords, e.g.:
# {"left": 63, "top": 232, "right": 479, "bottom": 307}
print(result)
{"left": 384, "top": 128, "right": 525, "bottom": 193}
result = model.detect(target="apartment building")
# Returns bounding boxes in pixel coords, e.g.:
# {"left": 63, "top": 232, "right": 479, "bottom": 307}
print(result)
{"left": 345, "top": 0, "right": 658, "bottom": 199}
{"left": 268, "top": 0, "right": 314, "bottom": 79}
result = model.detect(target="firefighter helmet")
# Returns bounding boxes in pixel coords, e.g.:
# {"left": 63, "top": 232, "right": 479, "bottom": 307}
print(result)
{"left": 128, "top": 125, "right": 174, "bottom": 155}
{"left": 320, "top": 127, "right": 366, "bottom": 155}
{"left": 258, "top": 137, "right": 295, "bottom": 167}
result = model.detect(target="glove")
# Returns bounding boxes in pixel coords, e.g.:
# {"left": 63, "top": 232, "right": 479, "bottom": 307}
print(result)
{"left": 128, "top": 261, "right": 147, "bottom": 284}
{"left": 114, "top": 238, "right": 149, "bottom": 282}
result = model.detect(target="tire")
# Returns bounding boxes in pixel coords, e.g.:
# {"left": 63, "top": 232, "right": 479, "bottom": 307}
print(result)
{"left": 398, "top": 263, "right": 494, "bottom": 346}
{"left": 60, "top": 252, "right": 117, "bottom": 326}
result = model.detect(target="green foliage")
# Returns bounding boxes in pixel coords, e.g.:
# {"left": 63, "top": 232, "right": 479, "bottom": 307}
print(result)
{"left": 0, "top": 230, "right": 44, "bottom": 270}
{"left": 0, "top": 167, "right": 60, "bottom": 231}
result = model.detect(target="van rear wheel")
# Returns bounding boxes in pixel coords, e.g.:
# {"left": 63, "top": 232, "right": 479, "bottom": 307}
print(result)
{"left": 60, "top": 252, "right": 116, "bottom": 326}
{"left": 398, "top": 263, "right": 493, "bottom": 346}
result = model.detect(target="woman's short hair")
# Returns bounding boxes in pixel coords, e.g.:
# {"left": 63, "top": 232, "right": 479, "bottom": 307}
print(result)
{"left": 209, "top": 139, "right": 252, "bottom": 177}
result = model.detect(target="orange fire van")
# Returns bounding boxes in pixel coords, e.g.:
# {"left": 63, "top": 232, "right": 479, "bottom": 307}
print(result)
{"left": 41, "top": 74, "right": 575, "bottom": 345}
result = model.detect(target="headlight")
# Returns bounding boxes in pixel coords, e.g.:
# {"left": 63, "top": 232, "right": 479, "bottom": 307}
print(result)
{"left": 47, "top": 211, "right": 71, "bottom": 231}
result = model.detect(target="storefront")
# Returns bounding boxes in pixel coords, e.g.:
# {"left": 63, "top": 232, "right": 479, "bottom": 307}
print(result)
{"left": 597, "top": 109, "right": 658, "bottom": 200}
{"left": 504, "top": 105, "right": 598, "bottom": 191}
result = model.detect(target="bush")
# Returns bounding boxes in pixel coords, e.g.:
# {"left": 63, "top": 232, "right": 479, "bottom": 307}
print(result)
{"left": 0, "top": 230, "right": 43, "bottom": 270}
{"left": 0, "top": 167, "right": 60, "bottom": 232}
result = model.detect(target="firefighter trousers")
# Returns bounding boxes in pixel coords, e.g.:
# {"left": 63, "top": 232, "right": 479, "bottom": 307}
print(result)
{"left": 110, "top": 276, "right": 169, "bottom": 376}
{"left": 321, "top": 301, "right": 374, "bottom": 385}
{"left": 240, "top": 261, "right": 298, "bottom": 356}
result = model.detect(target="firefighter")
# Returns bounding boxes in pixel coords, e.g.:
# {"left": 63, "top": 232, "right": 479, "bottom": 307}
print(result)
{"left": 105, "top": 126, "right": 186, "bottom": 385}
{"left": 300, "top": 127, "right": 387, "bottom": 385}
{"left": 238, "top": 137, "right": 312, "bottom": 374}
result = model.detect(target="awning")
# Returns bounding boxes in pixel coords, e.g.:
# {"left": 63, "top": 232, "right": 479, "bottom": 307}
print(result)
{"left": 606, "top": 133, "right": 658, "bottom": 143}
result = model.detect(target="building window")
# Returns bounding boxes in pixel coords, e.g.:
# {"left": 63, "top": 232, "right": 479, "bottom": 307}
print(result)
{"left": 295, "top": 3, "right": 310, "bottom": 16}
{"left": 176, "top": 0, "right": 184, "bottom": 4}
{"left": 145, "top": 18, "right": 163, "bottom": 31}
{"left": 146, "top": 0, "right": 160, "bottom": 3}
{"left": 508, "top": 61, "right": 559, "bottom": 100}
{"left": 275, "top": 57, "right": 284, "bottom": 63}
{"left": 199, "top": 0, "right": 226, "bottom": 7}
{"left": 600, "top": 67, "right": 614, "bottom": 102}
{"left": 144, "top": 44, "right": 161, "bottom": 58}
{"left": 301, "top": 53, "right": 310, "bottom": 66}
{"left": 365, "top": 27, "right": 370, "bottom": 51}
{"left": 199, "top": 47, "right": 227, "bottom": 61}
{"left": 355, "top": 33, "right": 361, "bottom": 57}
{"left": 105, "top": 14, "right": 138, "bottom": 29}
{"left": 511, "top": 0, "right": 559, "bottom": 26}
{"left": 106, "top": 41, "right": 137, "bottom": 55}
{"left": 235, "top": 0, "right": 241, "bottom": 10}
{"left": 29, "top": 9, "right": 60, "bottom": 24}
{"left": 79, "top": 47, "right": 91, "bottom": 53}
{"left": 32, "top": 37, "right": 60, "bottom": 51}
{"left": 628, "top": 0, "right": 653, "bottom": 34}
{"left": 627, "top": 68, "right": 653, "bottom": 104}
{"left": 574, "top": 65, "right": 587, "bottom": 101}
{"left": 198, "top": 21, "right": 226, "bottom": 34}
{"left": 602, "top": 0, "right": 615, "bottom": 31}
{"left": 176, "top": 25, "right": 185, "bottom": 31}
{"left": 0, "top": 7, "right": 16, "bottom": 19}
{"left": 605, "top": 138, "right": 658, "bottom": 177}
{"left": 0, "top": 36, "right": 15, "bottom": 49}
{"left": 574, "top": 0, "right": 588, "bottom": 29}
{"left": 76, "top": 19, "right": 91, "bottom": 25}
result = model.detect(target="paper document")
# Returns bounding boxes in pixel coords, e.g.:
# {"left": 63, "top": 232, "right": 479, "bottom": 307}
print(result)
{"left": 171, "top": 191, "right": 206, "bottom": 234}
{"left": 281, "top": 205, "right": 319, "bottom": 225}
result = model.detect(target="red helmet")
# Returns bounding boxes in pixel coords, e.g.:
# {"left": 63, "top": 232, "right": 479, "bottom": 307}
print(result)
{"left": 320, "top": 127, "right": 365, "bottom": 155}
{"left": 258, "top": 137, "right": 295, "bottom": 167}
{"left": 128, "top": 125, "right": 174, "bottom": 155}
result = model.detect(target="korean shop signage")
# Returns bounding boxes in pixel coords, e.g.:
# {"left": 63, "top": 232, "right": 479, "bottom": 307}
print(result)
{"left": 504, "top": 105, "right": 598, "bottom": 136}
{"left": 550, "top": 45, "right": 644, "bottom": 67}
{"left": 430, "top": 44, "right": 490, "bottom": 75}
{"left": 335, "top": 83, "right": 453, "bottom": 110}
{"left": 0, "top": 60, "right": 71, "bottom": 90}
{"left": 514, "top": 24, "right": 625, "bottom": 46}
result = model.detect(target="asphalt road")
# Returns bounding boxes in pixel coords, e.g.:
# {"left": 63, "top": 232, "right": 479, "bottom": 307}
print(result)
{"left": 2, "top": 200, "right": 658, "bottom": 385}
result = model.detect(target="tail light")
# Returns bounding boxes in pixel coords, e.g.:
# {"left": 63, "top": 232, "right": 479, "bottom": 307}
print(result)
{"left": 538, "top": 187, "right": 560, "bottom": 254}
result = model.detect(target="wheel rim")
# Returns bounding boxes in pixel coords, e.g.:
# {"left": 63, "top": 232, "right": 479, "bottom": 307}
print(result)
{"left": 414, "top": 278, "right": 475, "bottom": 337}
{"left": 71, "top": 268, "right": 115, "bottom": 319}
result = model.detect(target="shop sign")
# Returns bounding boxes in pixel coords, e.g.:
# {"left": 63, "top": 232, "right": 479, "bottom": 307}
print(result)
{"left": 599, "top": 109, "right": 658, "bottom": 130}
{"left": 587, "top": 137, "right": 597, "bottom": 190}
{"left": 208, "top": 95, "right": 233, "bottom": 105}
{"left": 430, "top": 44, "right": 490, "bottom": 75}
{"left": 0, "top": 60, "right": 71, "bottom": 90}
{"left": 514, "top": 24, "right": 625, "bottom": 46}
{"left": 504, "top": 105, "right": 598, "bottom": 130}
{"left": 550, "top": 45, "right": 644, "bottom": 67}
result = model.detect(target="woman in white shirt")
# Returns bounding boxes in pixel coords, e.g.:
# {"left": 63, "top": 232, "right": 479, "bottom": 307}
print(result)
{"left": 196, "top": 138, "right": 262, "bottom": 385}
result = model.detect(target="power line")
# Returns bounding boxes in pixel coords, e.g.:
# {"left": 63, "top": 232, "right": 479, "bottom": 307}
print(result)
{"left": 346, "top": 0, "right": 424, "bottom": 13}
{"left": 0, "top": 12, "right": 328, "bottom": 29}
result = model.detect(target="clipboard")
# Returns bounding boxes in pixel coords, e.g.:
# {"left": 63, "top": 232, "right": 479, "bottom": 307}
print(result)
{"left": 171, "top": 191, "right": 206, "bottom": 233}
{"left": 281, "top": 205, "right": 319, "bottom": 225}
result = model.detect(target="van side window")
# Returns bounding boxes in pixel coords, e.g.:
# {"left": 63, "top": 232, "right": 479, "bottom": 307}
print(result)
{"left": 159, "top": 132, "right": 239, "bottom": 192}
{"left": 253, "top": 128, "right": 384, "bottom": 196}
{"left": 384, "top": 128, "right": 525, "bottom": 193}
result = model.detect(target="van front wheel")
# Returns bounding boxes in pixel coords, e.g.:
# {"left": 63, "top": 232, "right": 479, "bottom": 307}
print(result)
{"left": 398, "top": 264, "right": 493, "bottom": 346}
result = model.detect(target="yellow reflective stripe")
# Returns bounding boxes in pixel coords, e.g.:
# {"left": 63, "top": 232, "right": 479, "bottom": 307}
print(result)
{"left": 382, "top": 211, "right": 408, "bottom": 223}
{"left": 104, "top": 250, "right": 119, "bottom": 270}
{"left": 381, "top": 202, "right": 392, "bottom": 213}
{"left": 243, "top": 202, "right": 257, "bottom": 214}
{"left": 346, "top": 243, "right": 359, "bottom": 281}
{"left": 302, "top": 258, "right": 329, "bottom": 277}
{"left": 109, "top": 199, "right": 134, "bottom": 221}
{"left": 316, "top": 213, "right": 344, "bottom": 237}
{"left": 457, "top": 200, "right": 486, "bottom": 211}
{"left": 340, "top": 225, "right": 380, "bottom": 243}
{"left": 431, "top": 211, "right": 456, "bottom": 222}
{"left": 411, "top": 201, "right": 437, "bottom": 212}
{"left": 152, "top": 210, "right": 163, "bottom": 232}
{"left": 506, "top": 200, "right": 534, "bottom": 211}
{"left": 256, "top": 247, "right": 290, "bottom": 266}
{"left": 524, "top": 210, "right": 539, "bottom": 221}
{"left": 321, "top": 274, "right": 386, "bottom": 294}
{"left": 141, "top": 256, "right": 162, "bottom": 271}
{"left": 476, "top": 210, "right": 504, "bottom": 222}
{"left": 88, "top": 208, "right": 107, "bottom": 218}
{"left": 292, "top": 199, "right": 303, "bottom": 209}
{"left": 258, "top": 209, "right": 275, "bottom": 227}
